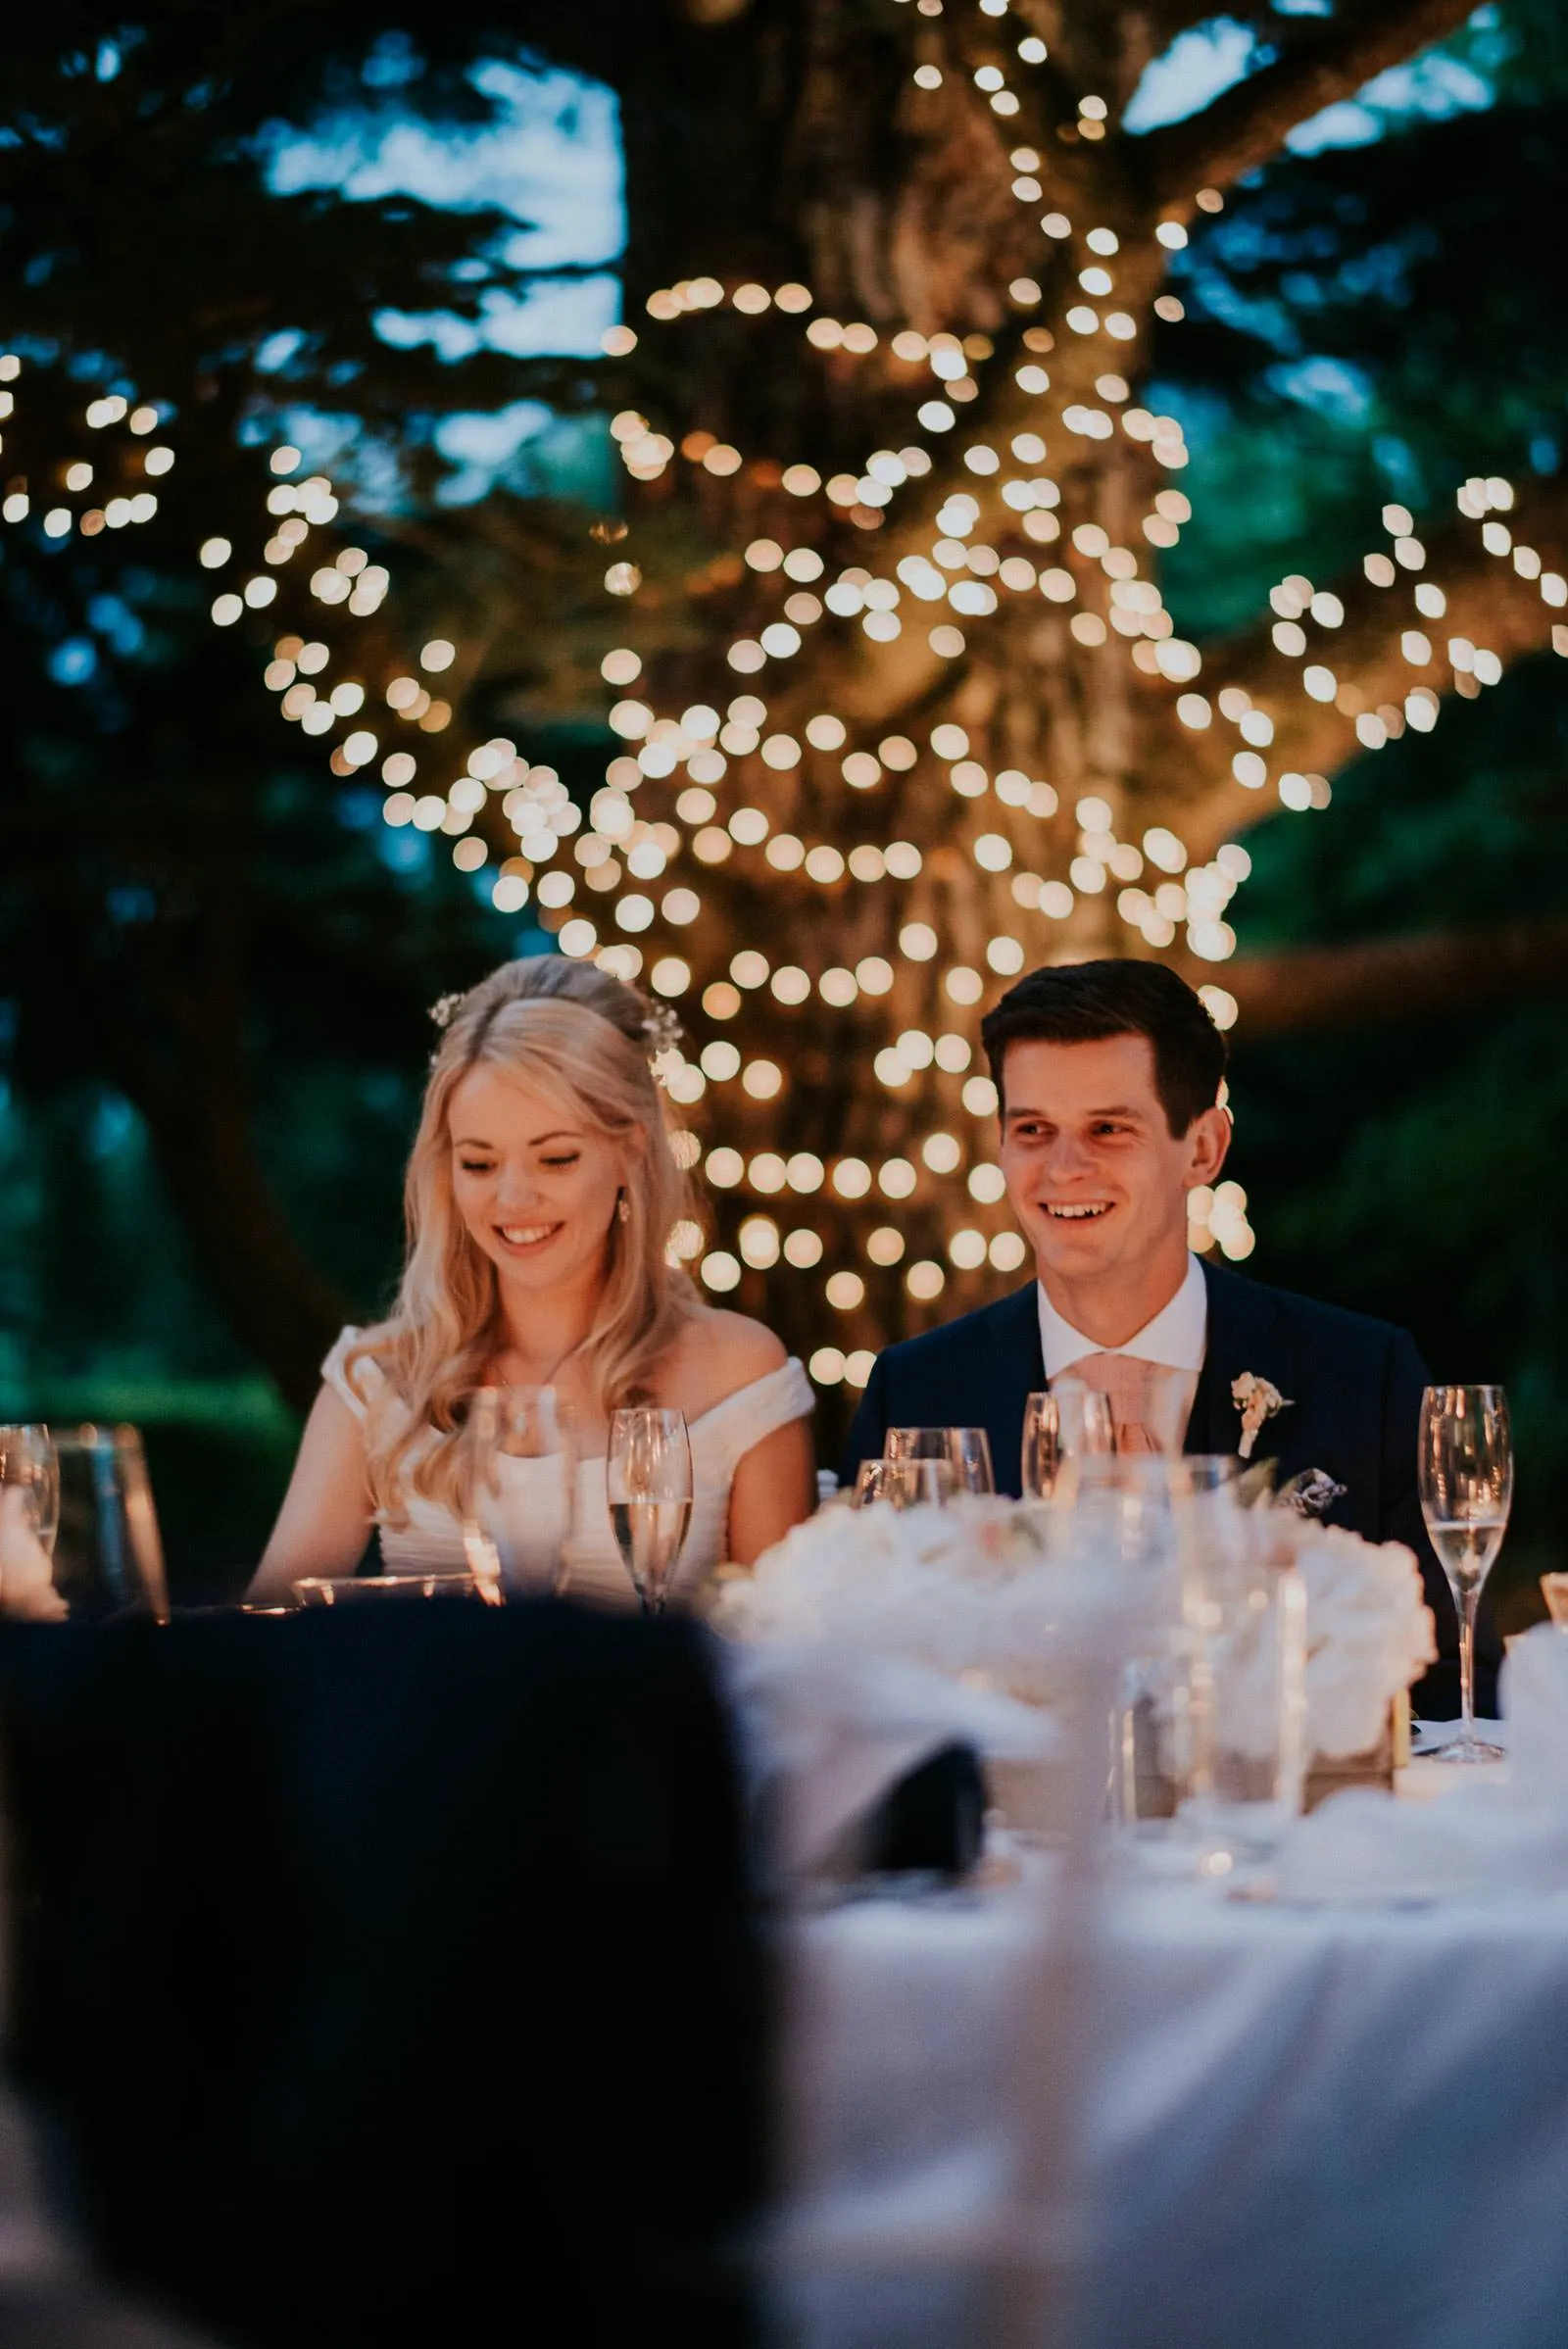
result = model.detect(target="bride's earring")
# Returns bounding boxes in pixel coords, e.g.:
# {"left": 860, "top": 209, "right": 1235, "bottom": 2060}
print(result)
{"left": 616, "top": 1190, "right": 630, "bottom": 1224}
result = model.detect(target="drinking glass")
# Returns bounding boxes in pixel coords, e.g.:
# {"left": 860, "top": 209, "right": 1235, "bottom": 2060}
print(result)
{"left": 607, "top": 1407, "right": 694, "bottom": 1615}
{"left": 1179, "top": 1525, "right": 1308, "bottom": 1871}
{"left": 852, "top": 1458, "right": 899, "bottom": 1508}
{"left": 1021, "top": 1389, "right": 1116, "bottom": 1500}
{"left": 885, "top": 1426, "right": 995, "bottom": 1494}
{"left": 891, "top": 1457, "right": 958, "bottom": 1509}
{"left": 1418, "top": 1384, "right": 1511, "bottom": 1763}
{"left": 458, "top": 1385, "right": 576, "bottom": 1598}
{"left": 0, "top": 1425, "right": 60, "bottom": 1551}
{"left": 44, "top": 1426, "right": 170, "bottom": 1622}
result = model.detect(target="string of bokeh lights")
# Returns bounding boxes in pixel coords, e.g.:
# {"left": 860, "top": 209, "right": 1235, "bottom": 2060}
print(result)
{"left": 7, "top": 0, "right": 1565, "bottom": 1390}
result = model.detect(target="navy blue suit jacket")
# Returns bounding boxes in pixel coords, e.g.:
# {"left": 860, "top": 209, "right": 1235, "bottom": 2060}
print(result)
{"left": 844, "top": 1258, "right": 1496, "bottom": 1719}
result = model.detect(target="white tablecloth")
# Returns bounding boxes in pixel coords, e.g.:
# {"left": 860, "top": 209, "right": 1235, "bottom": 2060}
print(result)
{"left": 786, "top": 1829, "right": 1568, "bottom": 2349}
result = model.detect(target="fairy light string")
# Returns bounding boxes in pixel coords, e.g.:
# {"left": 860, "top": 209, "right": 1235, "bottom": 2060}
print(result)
{"left": 6, "top": 0, "right": 1561, "bottom": 1391}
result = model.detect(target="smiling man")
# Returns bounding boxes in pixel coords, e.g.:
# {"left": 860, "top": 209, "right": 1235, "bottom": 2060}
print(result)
{"left": 844, "top": 957, "right": 1494, "bottom": 1718}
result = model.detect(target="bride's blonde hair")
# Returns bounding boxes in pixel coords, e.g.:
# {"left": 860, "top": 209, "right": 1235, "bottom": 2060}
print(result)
{"left": 350, "top": 956, "right": 695, "bottom": 1521}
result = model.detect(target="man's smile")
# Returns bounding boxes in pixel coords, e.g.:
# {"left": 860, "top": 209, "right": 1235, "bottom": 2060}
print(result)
{"left": 1040, "top": 1200, "right": 1114, "bottom": 1221}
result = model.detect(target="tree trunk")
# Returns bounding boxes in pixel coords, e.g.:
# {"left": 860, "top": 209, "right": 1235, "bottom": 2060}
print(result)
{"left": 537, "top": 0, "right": 1554, "bottom": 1368}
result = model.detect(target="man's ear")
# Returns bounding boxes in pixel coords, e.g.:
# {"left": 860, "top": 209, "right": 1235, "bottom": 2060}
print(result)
{"left": 1184, "top": 1102, "right": 1232, "bottom": 1188}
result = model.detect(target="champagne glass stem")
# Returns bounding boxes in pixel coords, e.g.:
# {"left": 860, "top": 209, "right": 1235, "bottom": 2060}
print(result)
{"left": 1458, "top": 1583, "right": 1478, "bottom": 1749}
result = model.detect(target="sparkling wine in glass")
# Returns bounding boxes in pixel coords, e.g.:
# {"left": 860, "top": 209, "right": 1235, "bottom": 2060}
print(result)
{"left": 1418, "top": 1384, "right": 1511, "bottom": 1763}
{"left": 608, "top": 1407, "right": 694, "bottom": 1615}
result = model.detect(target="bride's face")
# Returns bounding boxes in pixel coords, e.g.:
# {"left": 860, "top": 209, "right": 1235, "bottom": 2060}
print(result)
{"left": 447, "top": 1065, "right": 627, "bottom": 1294}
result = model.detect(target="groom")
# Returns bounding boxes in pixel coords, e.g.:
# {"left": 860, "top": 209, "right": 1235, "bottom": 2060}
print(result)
{"left": 845, "top": 958, "right": 1495, "bottom": 1719}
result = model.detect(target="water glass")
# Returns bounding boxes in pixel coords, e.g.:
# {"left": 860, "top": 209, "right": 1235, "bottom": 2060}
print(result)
{"left": 885, "top": 1426, "right": 995, "bottom": 1494}
{"left": 1021, "top": 1389, "right": 1116, "bottom": 1499}
{"left": 1180, "top": 1542, "right": 1308, "bottom": 1870}
{"left": 1418, "top": 1384, "right": 1510, "bottom": 1762}
{"left": 607, "top": 1406, "right": 694, "bottom": 1614}
{"left": 41, "top": 1426, "right": 170, "bottom": 1622}
{"left": 1049, "top": 1459, "right": 1189, "bottom": 1831}
{"left": 893, "top": 1457, "right": 958, "bottom": 1509}
{"left": 458, "top": 1385, "right": 577, "bottom": 1598}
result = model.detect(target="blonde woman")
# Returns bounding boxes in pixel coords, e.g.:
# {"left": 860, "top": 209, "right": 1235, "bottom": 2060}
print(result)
{"left": 250, "top": 957, "right": 815, "bottom": 1607}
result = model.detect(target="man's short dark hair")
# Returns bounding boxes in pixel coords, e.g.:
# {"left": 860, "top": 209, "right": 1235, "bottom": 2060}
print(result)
{"left": 980, "top": 958, "right": 1227, "bottom": 1136}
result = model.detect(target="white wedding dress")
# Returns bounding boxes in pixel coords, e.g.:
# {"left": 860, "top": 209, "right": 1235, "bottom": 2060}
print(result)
{"left": 321, "top": 1328, "right": 814, "bottom": 1610}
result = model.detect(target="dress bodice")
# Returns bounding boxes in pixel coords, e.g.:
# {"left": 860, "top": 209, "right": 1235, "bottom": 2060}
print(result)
{"left": 321, "top": 1329, "right": 814, "bottom": 1609}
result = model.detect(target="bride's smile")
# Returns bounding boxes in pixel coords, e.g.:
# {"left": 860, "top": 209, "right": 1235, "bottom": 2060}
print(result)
{"left": 450, "top": 1063, "right": 626, "bottom": 1296}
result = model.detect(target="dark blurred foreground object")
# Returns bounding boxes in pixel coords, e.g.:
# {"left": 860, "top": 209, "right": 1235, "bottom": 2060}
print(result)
{"left": 0, "top": 1603, "right": 766, "bottom": 2349}
{"left": 858, "top": 1742, "right": 986, "bottom": 1881}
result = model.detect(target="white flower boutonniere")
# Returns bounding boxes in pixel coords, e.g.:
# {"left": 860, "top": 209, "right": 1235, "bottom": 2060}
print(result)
{"left": 1232, "top": 1371, "right": 1293, "bottom": 1460}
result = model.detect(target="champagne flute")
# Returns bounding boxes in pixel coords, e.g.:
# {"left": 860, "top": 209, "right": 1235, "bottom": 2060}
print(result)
{"left": 608, "top": 1407, "right": 694, "bottom": 1615}
{"left": 1021, "top": 1389, "right": 1116, "bottom": 1500}
{"left": 1418, "top": 1385, "right": 1510, "bottom": 1763}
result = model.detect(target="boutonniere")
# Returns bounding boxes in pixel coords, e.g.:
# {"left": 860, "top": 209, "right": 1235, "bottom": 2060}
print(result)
{"left": 1232, "top": 1371, "right": 1293, "bottom": 1460}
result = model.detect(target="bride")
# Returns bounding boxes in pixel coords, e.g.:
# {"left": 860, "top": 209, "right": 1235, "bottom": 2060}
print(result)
{"left": 249, "top": 956, "right": 816, "bottom": 1607}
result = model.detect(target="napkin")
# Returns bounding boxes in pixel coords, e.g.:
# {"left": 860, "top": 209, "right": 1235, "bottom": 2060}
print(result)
{"left": 1274, "top": 1624, "right": 1568, "bottom": 1903}
{"left": 0, "top": 1488, "right": 68, "bottom": 1623}
{"left": 713, "top": 1636, "right": 1055, "bottom": 1883}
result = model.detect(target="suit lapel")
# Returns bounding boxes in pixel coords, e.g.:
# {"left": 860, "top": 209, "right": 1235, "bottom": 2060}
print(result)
{"left": 1186, "top": 1260, "right": 1294, "bottom": 1462}
{"left": 976, "top": 1284, "right": 1045, "bottom": 1499}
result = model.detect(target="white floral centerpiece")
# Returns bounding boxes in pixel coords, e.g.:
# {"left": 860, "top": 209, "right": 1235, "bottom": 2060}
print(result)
{"left": 710, "top": 1495, "right": 1107, "bottom": 1715}
{"left": 1266, "top": 1515, "right": 1436, "bottom": 1760}
{"left": 714, "top": 1492, "right": 1438, "bottom": 1764}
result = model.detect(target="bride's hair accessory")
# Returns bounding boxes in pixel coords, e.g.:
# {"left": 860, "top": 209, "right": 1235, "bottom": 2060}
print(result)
{"left": 641, "top": 998, "right": 684, "bottom": 1061}
{"left": 428, "top": 968, "right": 683, "bottom": 1072}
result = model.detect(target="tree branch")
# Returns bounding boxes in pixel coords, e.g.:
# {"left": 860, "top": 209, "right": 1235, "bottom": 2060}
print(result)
{"left": 1150, "top": 474, "right": 1568, "bottom": 863}
{"left": 1137, "top": 0, "right": 1479, "bottom": 212}
{"left": 1191, "top": 919, "right": 1568, "bottom": 1036}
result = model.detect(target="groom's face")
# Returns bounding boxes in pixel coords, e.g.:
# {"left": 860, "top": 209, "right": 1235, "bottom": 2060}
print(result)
{"left": 997, "top": 1033, "right": 1228, "bottom": 1286}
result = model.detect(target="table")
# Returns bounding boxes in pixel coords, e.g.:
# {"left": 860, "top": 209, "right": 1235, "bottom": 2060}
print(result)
{"left": 785, "top": 1803, "right": 1568, "bottom": 2349}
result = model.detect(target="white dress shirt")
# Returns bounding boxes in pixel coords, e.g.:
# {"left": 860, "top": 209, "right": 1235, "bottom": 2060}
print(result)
{"left": 1037, "top": 1249, "right": 1209, "bottom": 1379}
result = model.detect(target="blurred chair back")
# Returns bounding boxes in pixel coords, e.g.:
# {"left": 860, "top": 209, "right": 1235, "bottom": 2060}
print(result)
{"left": 0, "top": 1601, "right": 766, "bottom": 2349}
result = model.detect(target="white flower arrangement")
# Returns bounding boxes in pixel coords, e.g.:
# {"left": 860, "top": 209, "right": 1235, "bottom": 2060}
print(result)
{"left": 710, "top": 1495, "right": 1105, "bottom": 1712}
{"left": 715, "top": 1491, "right": 1439, "bottom": 1763}
{"left": 1269, "top": 1515, "right": 1437, "bottom": 1758}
